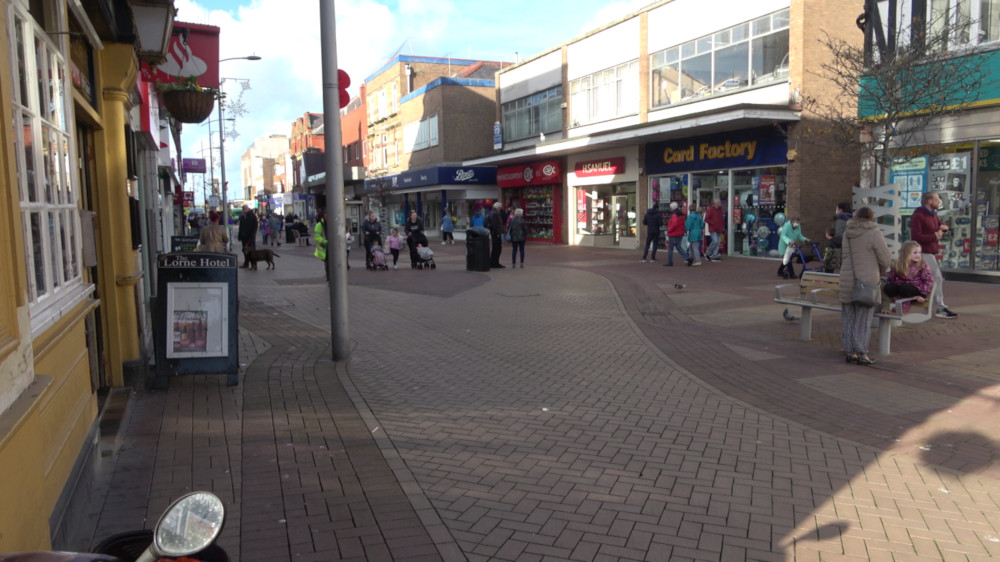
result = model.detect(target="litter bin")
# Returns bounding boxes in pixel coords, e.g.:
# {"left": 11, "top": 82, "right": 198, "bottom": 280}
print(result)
{"left": 466, "top": 227, "right": 491, "bottom": 271}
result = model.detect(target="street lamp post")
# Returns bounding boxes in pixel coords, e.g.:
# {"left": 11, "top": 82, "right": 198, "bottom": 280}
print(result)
{"left": 216, "top": 55, "right": 261, "bottom": 238}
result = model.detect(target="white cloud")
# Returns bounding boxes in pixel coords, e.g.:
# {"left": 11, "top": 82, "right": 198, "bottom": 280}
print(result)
{"left": 171, "top": 0, "right": 658, "bottom": 201}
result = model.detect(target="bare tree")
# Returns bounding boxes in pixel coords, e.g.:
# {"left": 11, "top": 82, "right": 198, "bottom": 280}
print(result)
{"left": 801, "top": 6, "right": 994, "bottom": 184}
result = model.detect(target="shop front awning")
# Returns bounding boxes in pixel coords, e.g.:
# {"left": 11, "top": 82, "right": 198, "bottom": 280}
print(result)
{"left": 465, "top": 104, "right": 800, "bottom": 167}
{"left": 363, "top": 165, "right": 497, "bottom": 194}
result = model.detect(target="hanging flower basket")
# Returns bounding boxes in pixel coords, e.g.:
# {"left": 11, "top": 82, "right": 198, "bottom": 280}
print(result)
{"left": 161, "top": 89, "right": 216, "bottom": 123}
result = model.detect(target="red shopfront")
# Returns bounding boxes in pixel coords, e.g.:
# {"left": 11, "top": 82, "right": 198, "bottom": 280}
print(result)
{"left": 497, "top": 159, "right": 565, "bottom": 244}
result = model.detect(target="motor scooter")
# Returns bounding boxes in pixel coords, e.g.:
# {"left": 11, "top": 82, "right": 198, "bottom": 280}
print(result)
{"left": 0, "top": 491, "right": 228, "bottom": 562}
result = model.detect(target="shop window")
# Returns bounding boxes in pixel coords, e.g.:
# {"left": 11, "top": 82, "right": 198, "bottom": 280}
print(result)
{"left": 649, "top": 9, "right": 790, "bottom": 107}
{"left": 570, "top": 60, "right": 638, "bottom": 126}
{"left": 502, "top": 86, "right": 563, "bottom": 142}
{"left": 10, "top": 2, "right": 87, "bottom": 330}
{"left": 403, "top": 115, "right": 438, "bottom": 153}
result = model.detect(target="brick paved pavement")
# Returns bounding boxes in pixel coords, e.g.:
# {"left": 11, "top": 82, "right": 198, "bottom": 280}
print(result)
{"left": 72, "top": 239, "right": 1000, "bottom": 561}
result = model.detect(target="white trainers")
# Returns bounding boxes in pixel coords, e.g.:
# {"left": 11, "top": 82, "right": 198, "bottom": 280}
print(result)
{"left": 693, "top": 261, "right": 703, "bottom": 266}
{"left": 393, "top": 265, "right": 398, "bottom": 270}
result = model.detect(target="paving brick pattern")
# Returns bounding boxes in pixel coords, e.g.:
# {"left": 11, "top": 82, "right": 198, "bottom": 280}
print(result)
{"left": 79, "top": 241, "right": 1000, "bottom": 561}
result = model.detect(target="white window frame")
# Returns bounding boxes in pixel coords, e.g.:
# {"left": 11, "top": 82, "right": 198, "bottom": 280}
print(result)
{"left": 569, "top": 60, "right": 639, "bottom": 127}
{"left": 403, "top": 114, "right": 439, "bottom": 153}
{"left": 8, "top": 0, "right": 88, "bottom": 336}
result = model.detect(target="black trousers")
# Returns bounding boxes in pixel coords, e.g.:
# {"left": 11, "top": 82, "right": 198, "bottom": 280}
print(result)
{"left": 490, "top": 235, "right": 503, "bottom": 266}
{"left": 884, "top": 282, "right": 923, "bottom": 299}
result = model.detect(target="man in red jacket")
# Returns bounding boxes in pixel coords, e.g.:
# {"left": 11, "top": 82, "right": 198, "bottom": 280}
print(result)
{"left": 704, "top": 198, "right": 725, "bottom": 261}
{"left": 910, "top": 192, "right": 957, "bottom": 318}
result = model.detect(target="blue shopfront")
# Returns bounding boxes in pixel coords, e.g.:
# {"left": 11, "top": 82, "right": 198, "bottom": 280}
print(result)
{"left": 363, "top": 165, "right": 498, "bottom": 238}
{"left": 645, "top": 127, "right": 789, "bottom": 258}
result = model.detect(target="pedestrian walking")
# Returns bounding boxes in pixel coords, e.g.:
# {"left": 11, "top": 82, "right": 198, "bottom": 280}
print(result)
{"left": 662, "top": 202, "right": 689, "bottom": 266}
{"left": 823, "top": 202, "right": 852, "bottom": 272}
{"left": 268, "top": 214, "right": 283, "bottom": 247}
{"left": 508, "top": 208, "right": 527, "bottom": 268}
{"left": 685, "top": 206, "right": 705, "bottom": 266}
{"left": 778, "top": 216, "right": 809, "bottom": 279}
{"left": 197, "top": 210, "right": 229, "bottom": 253}
{"left": 640, "top": 205, "right": 661, "bottom": 262}
{"left": 487, "top": 202, "right": 505, "bottom": 268}
{"left": 839, "top": 206, "right": 892, "bottom": 366}
{"left": 910, "top": 192, "right": 958, "bottom": 318}
{"left": 237, "top": 205, "right": 258, "bottom": 268}
{"left": 387, "top": 228, "right": 403, "bottom": 269}
{"left": 404, "top": 210, "right": 425, "bottom": 269}
{"left": 704, "top": 198, "right": 724, "bottom": 261}
{"left": 442, "top": 211, "right": 455, "bottom": 244}
{"left": 314, "top": 211, "right": 329, "bottom": 281}
{"left": 345, "top": 226, "right": 354, "bottom": 270}
{"left": 361, "top": 211, "right": 382, "bottom": 269}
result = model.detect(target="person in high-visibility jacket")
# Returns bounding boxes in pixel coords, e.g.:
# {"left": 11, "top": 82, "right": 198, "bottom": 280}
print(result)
{"left": 314, "top": 212, "right": 328, "bottom": 281}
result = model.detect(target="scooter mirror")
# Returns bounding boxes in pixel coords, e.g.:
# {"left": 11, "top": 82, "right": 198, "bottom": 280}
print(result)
{"left": 145, "top": 492, "right": 225, "bottom": 560}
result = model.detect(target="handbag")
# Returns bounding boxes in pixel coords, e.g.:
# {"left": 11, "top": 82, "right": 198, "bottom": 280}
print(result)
{"left": 846, "top": 238, "right": 880, "bottom": 306}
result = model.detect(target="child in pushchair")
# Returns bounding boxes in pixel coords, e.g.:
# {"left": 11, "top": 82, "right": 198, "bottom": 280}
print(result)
{"left": 368, "top": 245, "right": 389, "bottom": 271}
{"left": 410, "top": 232, "right": 436, "bottom": 269}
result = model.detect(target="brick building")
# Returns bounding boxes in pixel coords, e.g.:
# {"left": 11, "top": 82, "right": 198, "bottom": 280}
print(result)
{"left": 467, "top": 0, "right": 861, "bottom": 254}
{"left": 362, "top": 56, "right": 504, "bottom": 236}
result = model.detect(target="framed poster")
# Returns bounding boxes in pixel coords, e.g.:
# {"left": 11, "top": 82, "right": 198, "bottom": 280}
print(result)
{"left": 166, "top": 282, "right": 229, "bottom": 359}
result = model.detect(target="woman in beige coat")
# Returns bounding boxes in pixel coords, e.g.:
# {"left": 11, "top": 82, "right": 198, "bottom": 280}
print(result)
{"left": 198, "top": 210, "right": 229, "bottom": 253}
{"left": 839, "top": 206, "right": 892, "bottom": 365}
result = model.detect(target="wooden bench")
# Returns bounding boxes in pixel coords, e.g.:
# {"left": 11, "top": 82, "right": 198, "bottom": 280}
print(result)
{"left": 775, "top": 271, "right": 936, "bottom": 355}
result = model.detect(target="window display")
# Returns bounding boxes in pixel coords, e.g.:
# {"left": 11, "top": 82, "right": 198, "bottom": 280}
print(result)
{"left": 523, "top": 186, "right": 555, "bottom": 240}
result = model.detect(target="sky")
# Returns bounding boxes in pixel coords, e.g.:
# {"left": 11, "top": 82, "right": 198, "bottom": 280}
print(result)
{"left": 172, "top": 0, "right": 653, "bottom": 206}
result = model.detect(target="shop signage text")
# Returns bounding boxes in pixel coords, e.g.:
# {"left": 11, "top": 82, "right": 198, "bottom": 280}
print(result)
{"left": 363, "top": 166, "right": 497, "bottom": 193}
{"left": 662, "top": 141, "right": 756, "bottom": 164}
{"left": 160, "top": 254, "right": 237, "bottom": 269}
{"left": 497, "top": 160, "right": 561, "bottom": 188}
{"left": 575, "top": 157, "right": 625, "bottom": 178}
{"left": 645, "top": 128, "right": 786, "bottom": 175}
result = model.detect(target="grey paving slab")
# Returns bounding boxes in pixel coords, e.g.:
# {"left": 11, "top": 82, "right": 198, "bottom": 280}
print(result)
{"left": 75, "top": 239, "right": 1000, "bottom": 561}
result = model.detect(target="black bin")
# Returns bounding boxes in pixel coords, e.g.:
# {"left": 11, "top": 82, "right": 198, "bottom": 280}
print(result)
{"left": 466, "top": 227, "right": 491, "bottom": 271}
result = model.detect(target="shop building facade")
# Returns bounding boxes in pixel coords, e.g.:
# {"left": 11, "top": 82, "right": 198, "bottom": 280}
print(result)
{"left": 864, "top": 0, "right": 1000, "bottom": 279}
{"left": 469, "top": 0, "right": 861, "bottom": 256}
{"left": 1, "top": 0, "right": 176, "bottom": 550}
{"left": 362, "top": 55, "right": 503, "bottom": 236}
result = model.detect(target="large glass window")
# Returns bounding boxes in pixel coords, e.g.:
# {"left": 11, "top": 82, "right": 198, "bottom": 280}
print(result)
{"left": 569, "top": 60, "right": 638, "bottom": 126}
{"left": 501, "top": 86, "right": 562, "bottom": 142}
{"left": 10, "top": 2, "right": 84, "bottom": 324}
{"left": 649, "top": 9, "right": 789, "bottom": 108}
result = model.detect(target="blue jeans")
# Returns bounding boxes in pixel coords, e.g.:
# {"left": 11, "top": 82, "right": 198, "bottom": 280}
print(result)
{"left": 707, "top": 232, "right": 721, "bottom": 258}
{"left": 641, "top": 233, "right": 658, "bottom": 260}
{"left": 511, "top": 241, "right": 525, "bottom": 264}
{"left": 667, "top": 236, "right": 689, "bottom": 264}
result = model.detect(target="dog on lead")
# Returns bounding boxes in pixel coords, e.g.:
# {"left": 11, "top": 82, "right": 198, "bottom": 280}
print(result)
{"left": 243, "top": 249, "right": 280, "bottom": 270}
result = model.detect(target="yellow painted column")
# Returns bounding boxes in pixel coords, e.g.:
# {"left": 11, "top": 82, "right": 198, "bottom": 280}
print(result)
{"left": 95, "top": 44, "right": 141, "bottom": 386}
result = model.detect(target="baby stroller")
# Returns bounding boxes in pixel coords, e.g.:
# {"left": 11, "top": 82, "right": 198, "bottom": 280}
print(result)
{"left": 415, "top": 244, "right": 436, "bottom": 269}
{"left": 409, "top": 232, "right": 436, "bottom": 269}
{"left": 368, "top": 245, "right": 389, "bottom": 271}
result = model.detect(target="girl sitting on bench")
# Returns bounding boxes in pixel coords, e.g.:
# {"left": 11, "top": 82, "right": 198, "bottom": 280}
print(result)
{"left": 884, "top": 240, "right": 934, "bottom": 312}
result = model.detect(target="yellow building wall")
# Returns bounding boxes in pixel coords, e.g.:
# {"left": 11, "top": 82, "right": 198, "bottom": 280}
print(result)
{"left": 0, "top": 3, "right": 99, "bottom": 552}
{"left": 0, "top": 306, "right": 96, "bottom": 551}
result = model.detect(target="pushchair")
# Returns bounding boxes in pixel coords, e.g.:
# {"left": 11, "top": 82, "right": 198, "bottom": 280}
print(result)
{"left": 410, "top": 232, "right": 436, "bottom": 269}
{"left": 779, "top": 242, "right": 825, "bottom": 279}
{"left": 368, "top": 245, "right": 389, "bottom": 271}
{"left": 415, "top": 245, "right": 436, "bottom": 269}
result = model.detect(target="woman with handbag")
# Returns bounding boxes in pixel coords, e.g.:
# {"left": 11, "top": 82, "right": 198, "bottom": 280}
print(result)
{"left": 838, "top": 206, "right": 892, "bottom": 366}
